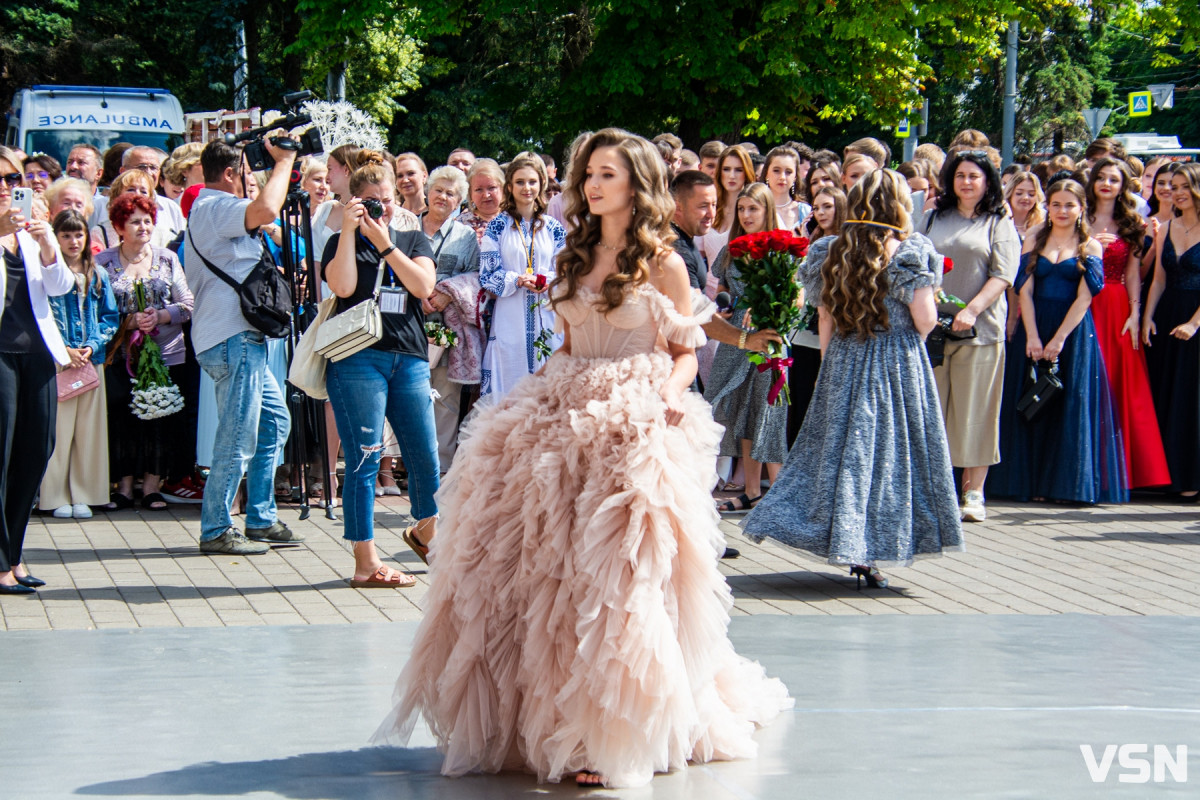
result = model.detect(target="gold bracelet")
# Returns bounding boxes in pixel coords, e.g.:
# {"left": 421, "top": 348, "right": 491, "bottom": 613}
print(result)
{"left": 738, "top": 330, "right": 748, "bottom": 350}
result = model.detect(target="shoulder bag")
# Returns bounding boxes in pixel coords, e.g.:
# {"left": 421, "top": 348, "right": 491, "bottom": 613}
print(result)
{"left": 286, "top": 295, "right": 337, "bottom": 399}
{"left": 313, "top": 249, "right": 388, "bottom": 362}
{"left": 57, "top": 361, "right": 99, "bottom": 401}
{"left": 187, "top": 229, "right": 292, "bottom": 338}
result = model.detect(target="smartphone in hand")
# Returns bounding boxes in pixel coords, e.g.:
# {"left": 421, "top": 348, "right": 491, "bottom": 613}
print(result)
{"left": 12, "top": 187, "right": 34, "bottom": 223}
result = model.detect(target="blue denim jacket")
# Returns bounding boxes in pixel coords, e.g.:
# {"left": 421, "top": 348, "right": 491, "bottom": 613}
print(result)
{"left": 49, "top": 268, "right": 120, "bottom": 365}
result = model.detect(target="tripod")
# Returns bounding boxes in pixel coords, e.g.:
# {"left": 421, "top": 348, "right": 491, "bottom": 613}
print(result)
{"left": 278, "top": 174, "right": 337, "bottom": 520}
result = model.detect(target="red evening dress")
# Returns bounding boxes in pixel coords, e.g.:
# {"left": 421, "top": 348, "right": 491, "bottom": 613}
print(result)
{"left": 1090, "top": 238, "right": 1170, "bottom": 488}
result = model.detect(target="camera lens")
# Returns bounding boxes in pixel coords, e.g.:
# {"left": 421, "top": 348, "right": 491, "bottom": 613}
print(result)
{"left": 362, "top": 198, "right": 384, "bottom": 219}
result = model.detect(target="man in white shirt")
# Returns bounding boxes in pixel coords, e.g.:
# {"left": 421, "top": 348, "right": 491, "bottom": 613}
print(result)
{"left": 89, "top": 146, "right": 187, "bottom": 244}
{"left": 183, "top": 139, "right": 304, "bottom": 555}
{"left": 65, "top": 144, "right": 103, "bottom": 195}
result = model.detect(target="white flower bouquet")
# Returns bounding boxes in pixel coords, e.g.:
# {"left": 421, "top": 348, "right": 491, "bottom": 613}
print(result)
{"left": 425, "top": 321, "right": 459, "bottom": 368}
{"left": 127, "top": 279, "right": 184, "bottom": 421}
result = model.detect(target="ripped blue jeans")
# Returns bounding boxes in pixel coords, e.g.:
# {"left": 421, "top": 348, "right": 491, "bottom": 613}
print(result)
{"left": 326, "top": 348, "right": 440, "bottom": 542}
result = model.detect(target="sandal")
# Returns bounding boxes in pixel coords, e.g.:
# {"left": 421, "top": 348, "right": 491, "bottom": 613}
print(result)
{"left": 141, "top": 492, "right": 168, "bottom": 510}
{"left": 349, "top": 565, "right": 416, "bottom": 589}
{"left": 402, "top": 525, "right": 430, "bottom": 564}
{"left": 106, "top": 491, "right": 134, "bottom": 511}
{"left": 721, "top": 482, "right": 745, "bottom": 493}
{"left": 717, "top": 493, "right": 759, "bottom": 513}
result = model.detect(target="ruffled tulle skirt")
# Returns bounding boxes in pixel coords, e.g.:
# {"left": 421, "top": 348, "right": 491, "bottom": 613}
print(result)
{"left": 375, "top": 351, "right": 792, "bottom": 788}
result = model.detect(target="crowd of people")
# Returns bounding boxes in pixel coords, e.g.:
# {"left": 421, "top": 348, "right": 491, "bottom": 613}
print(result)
{"left": 0, "top": 127, "right": 1197, "bottom": 592}
{"left": 3, "top": 120, "right": 1199, "bottom": 787}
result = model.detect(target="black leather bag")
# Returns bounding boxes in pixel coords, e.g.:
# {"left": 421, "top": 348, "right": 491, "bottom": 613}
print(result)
{"left": 926, "top": 315, "right": 977, "bottom": 368}
{"left": 187, "top": 229, "right": 292, "bottom": 338}
{"left": 1015, "top": 359, "right": 1063, "bottom": 422}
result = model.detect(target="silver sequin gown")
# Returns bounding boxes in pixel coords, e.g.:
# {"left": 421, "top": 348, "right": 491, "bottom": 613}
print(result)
{"left": 741, "top": 234, "right": 964, "bottom": 567}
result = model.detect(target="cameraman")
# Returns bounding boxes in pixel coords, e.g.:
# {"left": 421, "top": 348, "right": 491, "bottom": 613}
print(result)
{"left": 184, "top": 138, "right": 305, "bottom": 555}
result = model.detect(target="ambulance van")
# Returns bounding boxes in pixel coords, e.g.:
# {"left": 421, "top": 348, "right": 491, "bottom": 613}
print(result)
{"left": 4, "top": 85, "right": 185, "bottom": 167}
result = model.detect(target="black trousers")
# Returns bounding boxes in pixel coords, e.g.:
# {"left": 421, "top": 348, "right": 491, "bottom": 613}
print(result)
{"left": 0, "top": 348, "right": 57, "bottom": 573}
{"left": 786, "top": 345, "right": 823, "bottom": 448}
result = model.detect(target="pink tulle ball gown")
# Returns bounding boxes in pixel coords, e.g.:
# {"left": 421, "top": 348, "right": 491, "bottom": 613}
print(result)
{"left": 374, "top": 283, "right": 793, "bottom": 788}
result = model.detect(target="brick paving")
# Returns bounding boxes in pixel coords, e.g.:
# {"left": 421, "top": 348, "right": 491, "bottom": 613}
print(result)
{"left": 3, "top": 493, "right": 1199, "bottom": 631}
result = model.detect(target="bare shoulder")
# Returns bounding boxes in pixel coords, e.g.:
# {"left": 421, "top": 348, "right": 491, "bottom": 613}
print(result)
{"left": 1084, "top": 238, "right": 1104, "bottom": 257}
{"left": 649, "top": 247, "right": 688, "bottom": 288}
{"left": 648, "top": 247, "right": 692, "bottom": 310}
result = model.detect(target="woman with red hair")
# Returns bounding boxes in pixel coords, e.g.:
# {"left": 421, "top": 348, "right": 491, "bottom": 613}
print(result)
{"left": 98, "top": 193, "right": 194, "bottom": 510}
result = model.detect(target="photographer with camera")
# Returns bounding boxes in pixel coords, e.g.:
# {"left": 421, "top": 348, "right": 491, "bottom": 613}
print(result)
{"left": 322, "top": 152, "right": 438, "bottom": 588}
{"left": 183, "top": 137, "right": 306, "bottom": 555}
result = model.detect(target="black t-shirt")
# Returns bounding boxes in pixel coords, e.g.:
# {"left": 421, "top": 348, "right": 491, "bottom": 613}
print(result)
{"left": 321, "top": 229, "right": 435, "bottom": 359}
{"left": 0, "top": 246, "right": 38, "bottom": 353}
{"left": 671, "top": 223, "right": 707, "bottom": 290}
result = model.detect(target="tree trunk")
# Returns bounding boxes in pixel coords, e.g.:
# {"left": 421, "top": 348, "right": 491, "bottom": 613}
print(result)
{"left": 243, "top": 5, "right": 260, "bottom": 108}
{"left": 281, "top": 0, "right": 304, "bottom": 93}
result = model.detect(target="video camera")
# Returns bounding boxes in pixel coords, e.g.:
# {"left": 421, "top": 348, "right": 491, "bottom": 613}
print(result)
{"left": 225, "top": 90, "right": 324, "bottom": 172}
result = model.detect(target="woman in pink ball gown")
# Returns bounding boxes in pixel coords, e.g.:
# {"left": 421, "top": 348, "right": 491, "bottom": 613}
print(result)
{"left": 375, "top": 128, "right": 792, "bottom": 788}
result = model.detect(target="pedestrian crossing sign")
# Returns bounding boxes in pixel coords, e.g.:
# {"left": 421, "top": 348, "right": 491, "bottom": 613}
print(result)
{"left": 897, "top": 114, "right": 911, "bottom": 139}
{"left": 1129, "top": 91, "right": 1152, "bottom": 117}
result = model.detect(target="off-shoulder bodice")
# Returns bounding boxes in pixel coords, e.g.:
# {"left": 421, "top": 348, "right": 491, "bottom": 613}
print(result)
{"left": 554, "top": 284, "right": 714, "bottom": 359}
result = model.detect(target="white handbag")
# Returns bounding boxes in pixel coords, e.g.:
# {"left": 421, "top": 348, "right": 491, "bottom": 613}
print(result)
{"left": 313, "top": 256, "right": 387, "bottom": 362}
{"left": 287, "top": 295, "right": 336, "bottom": 399}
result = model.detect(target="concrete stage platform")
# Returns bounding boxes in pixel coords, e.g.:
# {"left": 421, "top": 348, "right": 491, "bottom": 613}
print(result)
{"left": 4, "top": 615, "right": 1198, "bottom": 799}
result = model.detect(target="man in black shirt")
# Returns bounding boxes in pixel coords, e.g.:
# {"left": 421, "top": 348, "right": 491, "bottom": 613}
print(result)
{"left": 669, "top": 170, "right": 716, "bottom": 291}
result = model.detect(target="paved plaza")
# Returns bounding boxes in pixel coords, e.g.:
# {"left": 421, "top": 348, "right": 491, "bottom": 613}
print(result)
{"left": 3, "top": 494, "right": 1200, "bottom": 630}
{"left": 3, "top": 493, "right": 1199, "bottom": 799}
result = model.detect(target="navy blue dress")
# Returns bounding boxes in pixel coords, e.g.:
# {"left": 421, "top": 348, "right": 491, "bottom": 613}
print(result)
{"left": 1145, "top": 230, "right": 1200, "bottom": 491}
{"left": 988, "top": 253, "right": 1128, "bottom": 503}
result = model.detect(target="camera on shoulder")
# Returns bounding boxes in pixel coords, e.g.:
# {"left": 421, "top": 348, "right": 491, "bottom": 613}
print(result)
{"left": 225, "top": 90, "right": 324, "bottom": 172}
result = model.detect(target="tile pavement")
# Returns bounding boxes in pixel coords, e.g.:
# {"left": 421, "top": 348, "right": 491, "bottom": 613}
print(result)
{"left": 3, "top": 493, "right": 1199, "bottom": 631}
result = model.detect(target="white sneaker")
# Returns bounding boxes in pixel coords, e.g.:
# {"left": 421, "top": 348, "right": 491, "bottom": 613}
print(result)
{"left": 961, "top": 490, "right": 986, "bottom": 522}
{"left": 52, "top": 505, "right": 73, "bottom": 519}
{"left": 72, "top": 504, "right": 93, "bottom": 519}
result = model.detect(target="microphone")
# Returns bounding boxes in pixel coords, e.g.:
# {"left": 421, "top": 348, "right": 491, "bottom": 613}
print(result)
{"left": 715, "top": 291, "right": 733, "bottom": 311}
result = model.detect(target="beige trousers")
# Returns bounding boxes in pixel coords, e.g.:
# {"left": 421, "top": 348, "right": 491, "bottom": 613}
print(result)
{"left": 39, "top": 369, "right": 110, "bottom": 509}
{"left": 932, "top": 341, "right": 1005, "bottom": 469}
{"left": 429, "top": 362, "right": 461, "bottom": 470}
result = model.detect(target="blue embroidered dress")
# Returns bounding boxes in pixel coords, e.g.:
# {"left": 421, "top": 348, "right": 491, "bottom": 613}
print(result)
{"left": 478, "top": 213, "right": 566, "bottom": 401}
{"left": 988, "top": 252, "right": 1128, "bottom": 503}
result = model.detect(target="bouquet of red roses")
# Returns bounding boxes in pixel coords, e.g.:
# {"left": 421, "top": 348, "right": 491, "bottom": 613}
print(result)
{"left": 726, "top": 230, "right": 809, "bottom": 405}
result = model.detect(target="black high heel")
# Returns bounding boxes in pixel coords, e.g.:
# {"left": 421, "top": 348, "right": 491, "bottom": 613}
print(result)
{"left": 850, "top": 565, "right": 888, "bottom": 589}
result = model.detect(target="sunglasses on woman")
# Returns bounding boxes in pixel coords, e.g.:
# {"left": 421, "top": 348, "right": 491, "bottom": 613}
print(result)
{"left": 25, "top": 170, "right": 51, "bottom": 181}
{"left": 1, "top": 173, "right": 21, "bottom": 187}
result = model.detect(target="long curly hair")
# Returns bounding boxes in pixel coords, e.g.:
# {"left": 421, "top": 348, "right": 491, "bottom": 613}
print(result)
{"left": 1085, "top": 156, "right": 1146, "bottom": 257}
{"left": 1031, "top": 178, "right": 1091, "bottom": 272}
{"left": 821, "top": 169, "right": 912, "bottom": 340}
{"left": 500, "top": 152, "right": 549, "bottom": 234}
{"left": 551, "top": 128, "right": 676, "bottom": 314}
